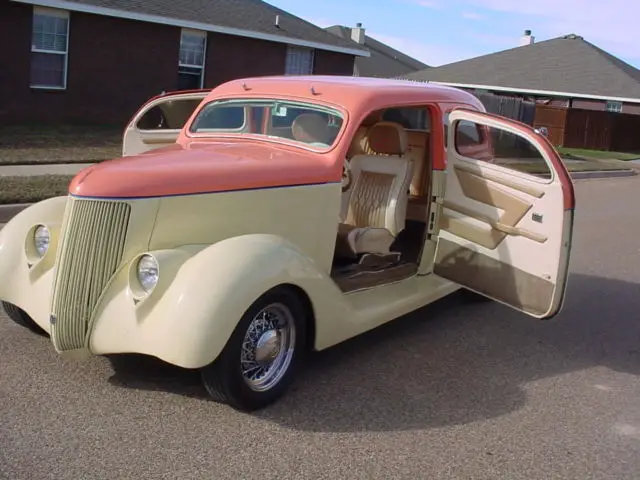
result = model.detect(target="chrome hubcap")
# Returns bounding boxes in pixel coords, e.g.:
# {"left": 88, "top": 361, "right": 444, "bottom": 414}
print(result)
{"left": 240, "top": 303, "right": 296, "bottom": 392}
{"left": 255, "top": 329, "right": 281, "bottom": 364}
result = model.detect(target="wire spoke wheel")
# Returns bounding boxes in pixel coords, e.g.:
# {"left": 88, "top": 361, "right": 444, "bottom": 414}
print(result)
{"left": 200, "top": 287, "right": 307, "bottom": 411}
{"left": 239, "top": 302, "right": 296, "bottom": 392}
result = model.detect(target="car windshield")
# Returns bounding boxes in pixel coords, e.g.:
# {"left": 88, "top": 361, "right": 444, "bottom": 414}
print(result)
{"left": 188, "top": 98, "right": 344, "bottom": 149}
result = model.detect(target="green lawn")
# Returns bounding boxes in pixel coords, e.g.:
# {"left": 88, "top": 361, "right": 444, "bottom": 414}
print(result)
{"left": 0, "top": 175, "right": 75, "bottom": 204}
{"left": 557, "top": 147, "right": 640, "bottom": 161}
{"left": 0, "top": 125, "right": 121, "bottom": 165}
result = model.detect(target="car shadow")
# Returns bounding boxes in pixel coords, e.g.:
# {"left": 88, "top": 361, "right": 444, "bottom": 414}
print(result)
{"left": 106, "top": 272, "right": 640, "bottom": 432}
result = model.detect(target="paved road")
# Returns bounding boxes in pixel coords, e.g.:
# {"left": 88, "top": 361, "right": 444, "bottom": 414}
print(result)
{"left": 0, "top": 163, "right": 94, "bottom": 176}
{"left": 2, "top": 177, "right": 640, "bottom": 480}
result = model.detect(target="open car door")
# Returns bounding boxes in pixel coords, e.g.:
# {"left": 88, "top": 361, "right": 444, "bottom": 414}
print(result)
{"left": 122, "top": 90, "right": 208, "bottom": 157}
{"left": 434, "top": 108, "right": 575, "bottom": 319}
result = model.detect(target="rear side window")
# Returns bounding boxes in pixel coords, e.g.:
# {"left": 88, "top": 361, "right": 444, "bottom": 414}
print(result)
{"left": 383, "top": 107, "right": 430, "bottom": 131}
{"left": 136, "top": 98, "right": 202, "bottom": 130}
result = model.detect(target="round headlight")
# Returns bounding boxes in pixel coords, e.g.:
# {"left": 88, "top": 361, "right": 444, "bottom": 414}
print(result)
{"left": 34, "top": 225, "right": 50, "bottom": 258}
{"left": 136, "top": 255, "right": 159, "bottom": 293}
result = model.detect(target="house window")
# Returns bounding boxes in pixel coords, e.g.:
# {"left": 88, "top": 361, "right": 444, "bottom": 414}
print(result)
{"left": 178, "top": 29, "right": 206, "bottom": 90}
{"left": 606, "top": 100, "right": 622, "bottom": 113}
{"left": 30, "top": 7, "right": 69, "bottom": 89}
{"left": 285, "top": 46, "right": 314, "bottom": 75}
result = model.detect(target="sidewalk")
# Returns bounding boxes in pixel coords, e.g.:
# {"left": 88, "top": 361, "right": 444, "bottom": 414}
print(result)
{"left": 0, "top": 163, "right": 94, "bottom": 176}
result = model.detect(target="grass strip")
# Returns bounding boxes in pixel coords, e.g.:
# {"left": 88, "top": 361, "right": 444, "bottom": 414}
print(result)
{"left": 0, "top": 175, "right": 74, "bottom": 205}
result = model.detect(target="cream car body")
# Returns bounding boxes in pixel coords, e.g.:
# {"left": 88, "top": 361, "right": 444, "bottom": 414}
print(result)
{"left": 0, "top": 76, "right": 575, "bottom": 411}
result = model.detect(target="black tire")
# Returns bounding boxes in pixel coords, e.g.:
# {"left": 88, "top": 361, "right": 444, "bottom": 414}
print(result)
{"left": 200, "top": 286, "right": 309, "bottom": 412}
{"left": 2, "top": 301, "right": 48, "bottom": 336}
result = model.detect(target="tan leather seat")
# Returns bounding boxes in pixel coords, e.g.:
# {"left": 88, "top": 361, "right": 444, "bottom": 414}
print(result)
{"left": 336, "top": 121, "right": 414, "bottom": 259}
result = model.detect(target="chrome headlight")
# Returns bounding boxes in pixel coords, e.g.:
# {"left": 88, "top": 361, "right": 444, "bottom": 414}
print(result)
{"left": 34, "top": 225, "right": 50, "bottom": 258}
{"left": 136, "top": 254, "right": 159, "bottom": 293}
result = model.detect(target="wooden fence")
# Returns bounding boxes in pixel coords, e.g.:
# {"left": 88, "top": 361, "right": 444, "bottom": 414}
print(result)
{"left": 534, "top": 105, "right": 640, "bottom": 152}
{"left": 474, "top": 92, "right": 536, "bottom": 125}
{"left": 533, "top": 105, "right": 567, "bottom": 146}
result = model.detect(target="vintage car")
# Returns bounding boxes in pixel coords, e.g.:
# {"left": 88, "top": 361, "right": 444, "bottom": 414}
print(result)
{"left": 0, "top": 76, "right": 575, "bottom": 412}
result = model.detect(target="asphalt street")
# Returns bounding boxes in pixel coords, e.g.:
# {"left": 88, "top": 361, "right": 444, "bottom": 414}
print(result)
{"left": 1, "top": 176, "right": 639, "bottom": 480}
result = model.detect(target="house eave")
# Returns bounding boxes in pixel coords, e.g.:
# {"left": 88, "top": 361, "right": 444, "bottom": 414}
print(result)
{"left": 13, "top": 0, "right": 371, "bottom": 57}
{"left": 413, "top": 80, "right": 640, "bottom": 104}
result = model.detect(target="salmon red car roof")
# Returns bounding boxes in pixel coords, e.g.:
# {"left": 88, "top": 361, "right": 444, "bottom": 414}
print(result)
{"left": 196, "top": 75, "right": 485, "bottom": 114}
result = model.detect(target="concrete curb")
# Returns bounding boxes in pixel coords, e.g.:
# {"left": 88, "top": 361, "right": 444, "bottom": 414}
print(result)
{"left": 569, "top": 169, "right": 637, "bottom": 180}
{"left": 0, "top": 169, "right": 636, "bottom": 224}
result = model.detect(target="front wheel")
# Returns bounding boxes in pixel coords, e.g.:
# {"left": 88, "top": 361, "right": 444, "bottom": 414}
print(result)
{"left": 1, "top": 301, "right": 48, "bottom": 336}
{"left": 200, "top": 287, "right": 308, "bottom": 412}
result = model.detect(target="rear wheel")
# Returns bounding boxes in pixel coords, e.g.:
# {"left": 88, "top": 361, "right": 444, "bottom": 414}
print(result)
{"left": 200, "top": 286, "right": 308, "bottom": 412}
{"left": 1, "top": 301, "right": 48, "bottom": 336}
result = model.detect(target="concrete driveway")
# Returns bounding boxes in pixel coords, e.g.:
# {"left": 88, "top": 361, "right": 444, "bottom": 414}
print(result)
{"left": 1, "top": 176, "right": 640, "bottom": 479}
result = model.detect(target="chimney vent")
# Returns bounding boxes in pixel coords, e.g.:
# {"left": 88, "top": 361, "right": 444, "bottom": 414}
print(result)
{"left": 275, "top": 15, "right": 280, "bottom": 28}
{"left": 520, "top": 29, "right": 535, "bottom": 46}
{"left": 351, "top": 23, "right": 365, "bottom": 44}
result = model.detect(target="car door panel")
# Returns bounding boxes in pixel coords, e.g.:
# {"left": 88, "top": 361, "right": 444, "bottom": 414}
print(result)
{"left": 434, "top": 108, "right": 575, "bottom": 319}
{"left": 122, "top": 91, "right": 208, "bottom": 157}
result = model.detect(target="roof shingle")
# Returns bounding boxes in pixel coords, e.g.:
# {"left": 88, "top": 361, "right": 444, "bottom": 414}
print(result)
{"left": 402, "top": 34, "right": 640, "bottom": 101}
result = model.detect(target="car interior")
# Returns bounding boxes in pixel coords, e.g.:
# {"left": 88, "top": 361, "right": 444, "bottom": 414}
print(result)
{"left": 329, "top": 106, "right": 434, "bottom": 293}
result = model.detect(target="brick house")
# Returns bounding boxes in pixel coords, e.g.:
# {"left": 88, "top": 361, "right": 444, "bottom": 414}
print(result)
{"left": 0, "top": 0, "right": 369, "bottom": 125}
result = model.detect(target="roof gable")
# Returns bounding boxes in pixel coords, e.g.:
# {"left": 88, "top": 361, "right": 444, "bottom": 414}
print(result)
{"left": 402, "top": 34, "right": 640, "bottom": 102}
{"left": 326, "top": 25, "right": 429, "bottom": 77}
{"left": 14, "top": 0, "right": 369, "bottom": 56}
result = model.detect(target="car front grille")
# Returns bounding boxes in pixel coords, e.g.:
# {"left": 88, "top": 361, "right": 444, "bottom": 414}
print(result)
{"left": 50, "top": 197, "right": 131, "bottom": 352}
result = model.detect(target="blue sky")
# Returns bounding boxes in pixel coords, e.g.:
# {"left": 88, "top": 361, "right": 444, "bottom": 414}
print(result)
{"left": 268, "top": 0, "right": 640, "bottom": 69}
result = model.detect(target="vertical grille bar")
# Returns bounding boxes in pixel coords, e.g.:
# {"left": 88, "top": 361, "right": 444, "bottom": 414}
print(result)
{"left": 51, "top": 199, "right": 131, "bottom": 352}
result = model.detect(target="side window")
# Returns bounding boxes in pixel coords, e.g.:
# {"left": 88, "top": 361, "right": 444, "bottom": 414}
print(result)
{"left": 456, "top": 120, "right": 482, "bottom": 146}
{"left": 382, "top": 107, "right": 430, "bottom": 131}
{"left": 136, "top": 98, "right": 202, "bottom": 130}
{"left": 453, "top": 119, "right": 552, "bottom": 179}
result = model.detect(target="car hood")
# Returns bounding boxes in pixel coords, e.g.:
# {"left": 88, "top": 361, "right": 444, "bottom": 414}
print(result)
{"left": 69, "top": 140, "right": 337, "bottom": 199}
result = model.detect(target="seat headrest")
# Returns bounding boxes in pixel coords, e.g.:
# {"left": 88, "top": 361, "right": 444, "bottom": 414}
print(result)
{"left": 367, "top": 121, "right": 408, "bottom": 156}
{"left": 291, "top": 113, "right": 331, "bottom": 145}
{"left": 347, "top": 127, "right": 371, "bottom": 157}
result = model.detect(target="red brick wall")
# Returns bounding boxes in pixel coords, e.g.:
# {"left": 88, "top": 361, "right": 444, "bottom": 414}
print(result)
{"left": 0, "top": 2, "right": 356, "bottom": 126}
{"left": 204, "top": 33, "right": 287, "bottom": 86}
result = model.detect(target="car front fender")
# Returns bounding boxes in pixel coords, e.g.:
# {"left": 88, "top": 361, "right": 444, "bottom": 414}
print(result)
{"left": 0, "top": 196, "right": 68, "bottom": 330}
{"left": 89, "top": 233, "right": 352, "bottom": 369}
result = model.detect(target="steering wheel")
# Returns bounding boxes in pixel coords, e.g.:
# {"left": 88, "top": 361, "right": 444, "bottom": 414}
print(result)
{"left": 341, "top": 160, "right": 352, "bottom": 193}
